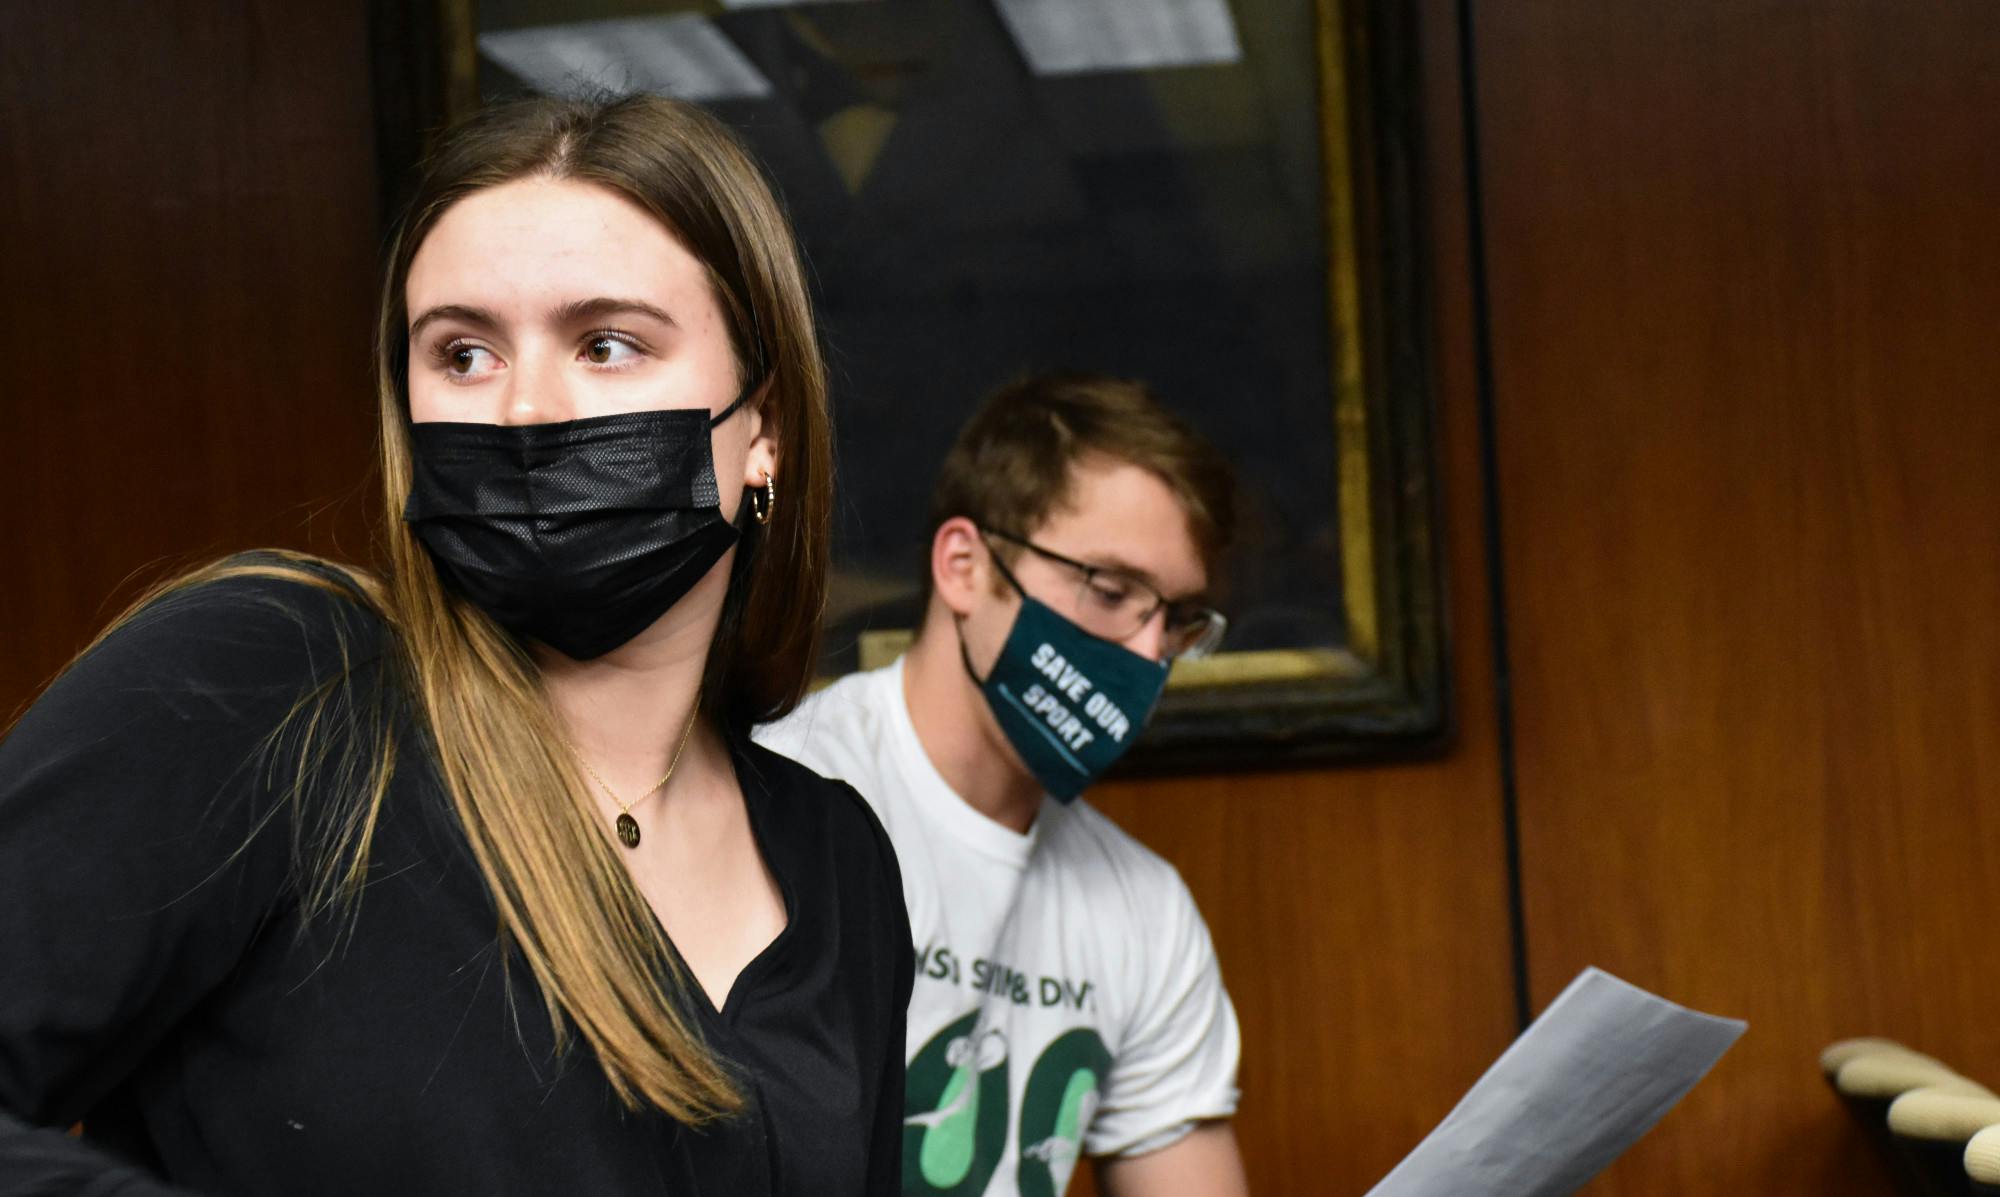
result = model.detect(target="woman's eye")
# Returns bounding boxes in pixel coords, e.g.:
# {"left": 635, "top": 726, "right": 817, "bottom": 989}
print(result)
{"left": 441, "top": 343, "right": 499, "bottom": 380}
{"left": 581, "top": 335, "right": 640, "bottom": 366}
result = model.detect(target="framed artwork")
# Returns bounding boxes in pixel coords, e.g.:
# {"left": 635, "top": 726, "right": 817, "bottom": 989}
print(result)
{"left": 370, "top": 0, "right": 1446, "bottom": 772}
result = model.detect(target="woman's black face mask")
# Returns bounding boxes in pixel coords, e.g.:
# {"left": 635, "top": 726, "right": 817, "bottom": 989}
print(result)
{"left": 402, "top": 391, "right": 752, "bottom": 660}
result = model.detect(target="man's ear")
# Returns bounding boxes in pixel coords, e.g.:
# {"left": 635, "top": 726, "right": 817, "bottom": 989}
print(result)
{"left": 931, "top": 517, "right": 987, "bottom": 618}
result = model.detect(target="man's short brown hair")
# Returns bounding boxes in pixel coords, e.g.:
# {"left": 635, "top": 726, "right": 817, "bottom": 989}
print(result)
{"left": 924, "top": 373, "right": 1237, "bottom": 591}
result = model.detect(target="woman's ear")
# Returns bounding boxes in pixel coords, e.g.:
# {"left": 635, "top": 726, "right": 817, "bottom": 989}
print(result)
{"left": 740, "top": 381, "right": 778, "bottom": 492}
{"left": 931, "top": 517, "right": 987, "bottom": 618}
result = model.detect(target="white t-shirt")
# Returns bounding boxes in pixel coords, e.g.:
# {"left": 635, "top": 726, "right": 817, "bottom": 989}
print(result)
{"left": 755, "top": 659, "right": 1240, "bottom": 1197}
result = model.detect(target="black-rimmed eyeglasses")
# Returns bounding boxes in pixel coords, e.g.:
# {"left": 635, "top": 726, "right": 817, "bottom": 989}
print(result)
{"left": 981, "top": 527, "right": 1228, "bottom": 660}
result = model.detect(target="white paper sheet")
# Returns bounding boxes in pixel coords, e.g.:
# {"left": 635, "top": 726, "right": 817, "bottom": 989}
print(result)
{"left": 1365, "top": 967, "right": 1746, "bottom": 1197}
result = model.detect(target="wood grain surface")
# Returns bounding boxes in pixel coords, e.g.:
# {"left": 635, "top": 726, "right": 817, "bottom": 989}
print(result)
{"left": 1473, "top": 2, "right": 2000, "bottom": 1191}
{"left": 0, "top": 3, "right": 381, "bottom": 718}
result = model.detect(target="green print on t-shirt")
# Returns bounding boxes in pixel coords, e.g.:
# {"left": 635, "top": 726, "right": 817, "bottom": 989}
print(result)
{"left": 904, "top": 1012, "right": 1011, "bottom": 1194}
{"left": 903, "top": 1013, "right": 1112, "bottom": 1197}
{"left": 1016, "top": 1028, "right": 1113, "bottom": 1197}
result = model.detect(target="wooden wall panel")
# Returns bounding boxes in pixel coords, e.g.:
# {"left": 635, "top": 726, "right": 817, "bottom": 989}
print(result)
{"left": 1475, "top": 2, "right": 2000, "bottom": 1191}
{"left": 0, "top": 3, "right": 381, "bottom": 716}
{"left": 1088, "top": 3, "right": 1520, "bottom": 1191}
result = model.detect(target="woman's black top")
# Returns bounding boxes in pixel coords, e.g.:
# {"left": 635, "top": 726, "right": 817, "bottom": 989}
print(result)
{"left": 0, "top": 570, "right": 913, "bottom": 1195}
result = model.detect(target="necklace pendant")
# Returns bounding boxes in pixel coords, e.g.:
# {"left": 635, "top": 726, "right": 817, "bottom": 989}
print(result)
{"left": 615, "top": 812, "right": 641, "bottom": 849}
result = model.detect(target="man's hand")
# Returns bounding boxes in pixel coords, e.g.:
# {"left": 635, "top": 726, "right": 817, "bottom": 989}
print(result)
{"left": 1096, "top": 1122, "right": 1248, "bottom": 1197}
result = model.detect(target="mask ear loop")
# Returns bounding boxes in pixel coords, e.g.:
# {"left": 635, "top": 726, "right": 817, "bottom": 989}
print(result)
{"left": 977, "top": 528, "right": 1031, "bottom": 599}
{"left": 713, "top": 378, "right": 770, "bottom": 530}
{"left": 954, "top": 616, "right": 988, "bottom": 689}
{"left": 707, "top": 383, "right": 756, "bottom": 428}
{"left": 954, "top": 530, "right": 1029, "bottom": 688}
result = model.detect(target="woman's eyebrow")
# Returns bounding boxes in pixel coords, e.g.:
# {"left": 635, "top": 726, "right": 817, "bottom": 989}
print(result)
{"left": 550, "top": 297, "right": 678, "bottom": 328}
{"left": 407, "top": 298, "right": 677, "bottom": 342}
{"left": 408, "top": 303, "right": 500, "bottom": 341}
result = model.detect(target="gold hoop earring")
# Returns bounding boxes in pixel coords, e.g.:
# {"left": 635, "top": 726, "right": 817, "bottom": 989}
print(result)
{"left": 751, "top": 469, "right": 775, "bottom": 525}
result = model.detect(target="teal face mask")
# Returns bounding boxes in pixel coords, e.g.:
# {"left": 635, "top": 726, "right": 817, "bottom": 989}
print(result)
{"left": 961, "top": 576, "right": 1170, "bottom": 802}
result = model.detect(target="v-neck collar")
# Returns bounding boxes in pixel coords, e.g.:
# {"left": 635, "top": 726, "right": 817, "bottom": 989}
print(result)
{"left": 658, "top": 735, "right": 797, "bottom": 1026}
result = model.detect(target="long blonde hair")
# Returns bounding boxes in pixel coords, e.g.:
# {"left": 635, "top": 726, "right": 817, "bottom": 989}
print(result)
{"left": 78, "top": 94, "right": 833, "bottom": 1122}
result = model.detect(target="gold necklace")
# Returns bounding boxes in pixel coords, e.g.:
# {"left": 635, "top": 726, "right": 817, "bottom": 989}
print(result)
{"left": 569, "top": 702, "right": 701, "bottom": 850}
